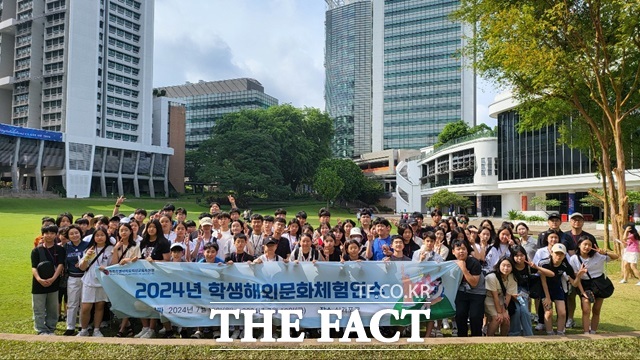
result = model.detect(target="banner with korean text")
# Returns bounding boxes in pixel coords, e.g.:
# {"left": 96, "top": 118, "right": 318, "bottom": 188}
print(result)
{"left": 98, "top": 260, "right": 462, "bottom": 328}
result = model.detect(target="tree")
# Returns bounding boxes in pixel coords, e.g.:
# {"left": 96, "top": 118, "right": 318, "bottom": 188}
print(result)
{"left": 358, "top": 177, "right": 385, "bottom": 206}
{"left": 426, "top": 189, "right": 472, "bottom": 212}
{"left": 455, "top": 0, "right": 640, "bottom": 252}
{"left": 191, "top": 104, "right": 334, "bottom": 197}
{"left": 529, "top": 196, "right": 562, "bottom": 212}
{"left": 435, "top": 120, "right": 470, "bottom": 148}
{"left": 313, "top": 167, "right": 344, "bottom": 209}
{"left": 316, "top": 158, "right": 365, "bottom": 202}
{"left": 192, "top": 129, "right": 285, "bottom": 196}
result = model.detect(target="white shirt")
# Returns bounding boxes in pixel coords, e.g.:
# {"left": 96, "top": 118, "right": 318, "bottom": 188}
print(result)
{"left": 81, "top": 245, "right": 113, "bottom": 288}
{"left": 569, "top": 252, "right": 609, "bottom": 279}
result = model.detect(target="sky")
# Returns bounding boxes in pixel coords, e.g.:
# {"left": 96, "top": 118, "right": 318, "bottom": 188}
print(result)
{"left": 153, "top": 0, "right": 501, "bottom": 127}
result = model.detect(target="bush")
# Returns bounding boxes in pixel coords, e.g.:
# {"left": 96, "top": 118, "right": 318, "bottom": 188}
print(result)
{"left": 507, "top": 209, "right": 526, "bottom": 220}
{"left": 526, "top": 215, "right": 547, "bottom": 221}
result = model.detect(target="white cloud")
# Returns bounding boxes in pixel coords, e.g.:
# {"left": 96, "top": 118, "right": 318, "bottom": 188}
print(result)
{"left": 153, "top": 0, "right": 502, "bottom": 119}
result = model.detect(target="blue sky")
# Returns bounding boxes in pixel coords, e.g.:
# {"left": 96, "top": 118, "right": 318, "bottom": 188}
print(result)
{"left": 153, "top": 0, "right": 500, "bottom": 126}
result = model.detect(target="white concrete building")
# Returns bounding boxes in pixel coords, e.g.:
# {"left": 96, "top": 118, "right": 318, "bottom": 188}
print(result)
{"left": 396, "top": 91, "right": 640, "bottom": 220}
{"left": 0, "top": 0, "right": 173, "bottom": 198}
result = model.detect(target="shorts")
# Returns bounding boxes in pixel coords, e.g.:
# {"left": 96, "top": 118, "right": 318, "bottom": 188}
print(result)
{"left": 542, "top": 284, "right": 565, "bottom": 302}
{"left": 81, "top": 286, "right": 108, "bottom": 303}
{"left": 622, "top": 251, "right": 638, "bottom": 264}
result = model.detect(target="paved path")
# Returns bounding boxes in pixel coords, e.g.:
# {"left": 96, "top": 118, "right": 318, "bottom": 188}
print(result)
{"left": 1, "top": 331, "right": 638, "bottom": 346}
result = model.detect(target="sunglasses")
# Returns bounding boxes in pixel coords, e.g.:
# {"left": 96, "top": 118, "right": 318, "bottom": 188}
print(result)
{"left": 459, "top": 220, "right": 468, "bottom": 224}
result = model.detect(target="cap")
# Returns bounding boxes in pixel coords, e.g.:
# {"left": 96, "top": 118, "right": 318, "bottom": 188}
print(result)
{"left": 350, "top": 227, "right": 363, "bottom": 238}
{"left": 408, "top": 218, "right": 419, "bottom": 226}
{"left": 547, "top": 213, "right": 561, "bottom": 220}
{"left": 119, "top": 217, "right": 131, "bottom": 224}
{"left": 569, "top": 212, "right": 584, "bottom": 220}
{"left": 264, "top": 237, "right": 278, "bottom": 246}
{"left": 551, "top": 243, "right": 567, "bottom": 255}
{"left": 199, "top": 217, "right": 213, "bottom": 227}
{"left": 170, "top": 243, "right": 185, "bottom": 251}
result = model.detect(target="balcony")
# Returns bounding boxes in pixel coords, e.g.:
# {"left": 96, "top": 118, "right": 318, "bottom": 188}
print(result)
{"left": 0, "top": 18, "right": 17, "bottom": 34}
{"left": 45, "top": 30, "right": 64, "bottom": 40}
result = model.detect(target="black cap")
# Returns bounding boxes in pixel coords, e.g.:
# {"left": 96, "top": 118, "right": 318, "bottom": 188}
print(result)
{"left": 548, "top": 213, "right": 561, "bottom": 220}
{"left": 264, "top": 237, "right": 277, "bottom": 245}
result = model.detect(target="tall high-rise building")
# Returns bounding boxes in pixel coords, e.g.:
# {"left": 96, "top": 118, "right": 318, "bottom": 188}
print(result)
{"left": 156, "top": 78, "right": 278, "bottom": 151}
{"left": 0, "top": 0, "right": 173, "bottom": 198}
{"left": 325, "top": 0, "right": 372, "bottom": 158}
{"left": 324, "top": 0, "right": 475, "bottom": 156}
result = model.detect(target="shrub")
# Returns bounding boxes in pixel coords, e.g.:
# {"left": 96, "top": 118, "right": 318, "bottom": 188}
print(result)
{"left": 526, "top": 215, "right": 547, "bottom": 222}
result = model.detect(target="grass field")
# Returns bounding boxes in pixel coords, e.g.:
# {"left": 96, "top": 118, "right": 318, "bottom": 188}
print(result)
{"left": 0, "top": 197, "right": 638, "bottom": 358}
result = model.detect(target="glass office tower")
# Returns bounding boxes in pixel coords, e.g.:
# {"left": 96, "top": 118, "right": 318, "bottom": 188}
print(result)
{"left": 325, "top": 0, "right": 373, "bottom": 158}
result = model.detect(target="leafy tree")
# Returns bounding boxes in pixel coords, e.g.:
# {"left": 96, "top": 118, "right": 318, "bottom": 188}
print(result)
{"left": 435, "top": 120, "right": 469, "bottom": 148}
{"left": 359, "top": 177, "right": 385, "bottom": 206}
{"left": 193, "top": 129, "right": 284, "bottom": 196}
{"left": 313, "top": 167, "right": 344, "bottom": 209}
{"left": 426, "top": 189, "right": 472, "bottom": 211}
{"left": 454, "top": 0, "right": 640, "bottom": 252}
{"left": 191, "top": 104, "right": 334, "bottom": 197}
{"left": 316, "top": 158, "right": 365, "bottom": 202}
{"left": 529, "top": 196, "right": 562, "bottom": 212}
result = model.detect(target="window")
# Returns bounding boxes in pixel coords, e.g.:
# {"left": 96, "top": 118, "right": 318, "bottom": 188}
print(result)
{"left": 481, "top": 158, "right": 486, "bottom": 176}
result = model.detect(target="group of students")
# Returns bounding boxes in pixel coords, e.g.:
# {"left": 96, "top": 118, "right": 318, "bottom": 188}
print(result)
{"left": 31, "top": 201, "right": 629, "bottom": 338}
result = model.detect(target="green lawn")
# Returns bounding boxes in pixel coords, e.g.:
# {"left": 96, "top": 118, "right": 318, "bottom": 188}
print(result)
{"left": 0, "top": 197, "right": 638, "bottom": 358}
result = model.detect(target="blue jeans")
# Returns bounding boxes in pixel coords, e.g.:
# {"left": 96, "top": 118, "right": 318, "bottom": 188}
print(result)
{"left": 509, "top": 296, "right": 533, "bottom": 336}
{"left": 32, "top": 291, "right": 59, "bottom": 334}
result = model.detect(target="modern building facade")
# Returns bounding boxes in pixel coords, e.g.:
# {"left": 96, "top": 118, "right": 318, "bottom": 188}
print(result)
{"left": 325, "top": 0, "right": 373, "bottom": 158}
{"left": 396, "top": 91, "right": 640, "bottom": 220}
{"left": 0, "top": 0, "right": 174, "bottom": 198}
{"left": 324, "top": 0, "right": 475, "bottom": 157}
{"left": 156, "top": 78, "right": 278, "bottom": 151}
{"left": 396, "top": 131, "right": 500, "bottom": 216}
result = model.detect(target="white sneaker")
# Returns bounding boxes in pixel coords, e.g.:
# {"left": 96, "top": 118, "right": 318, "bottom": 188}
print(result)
{"left": 566, "top": 319, "right": 575, "bottom": 328}
{"left": 158, "top": 328, "right": 167, "bottom": 335}
{"left": 589, "top": 330, "right": 597, "bottom": 334}
{"left": 93, "top": 329, "right": 104, "bottom": 337}
{"left": 212, "top": 330, "right": 221, "bottom": 339}
{"left": 191, "top": 330, "right": 203, "bottom": 339}
{"left": 76, "top": 329, "right": 90, "bottom": 337}
{"left": 231, "top": 329, "right": 241, "bottom": 339}
{"left": 619, "top": 279, "right": 627, "bottom": 284}
{"left": 442, "top": 319, "right": 450, "bottom": 330}
{"left": 451, "top": 327, "right": 458, "bottom": 337}
{"left": 134, "top": 327, "right": 149, "bottom": 338}
{"left": 535, "top": 323, "right": 545, "bottom": 331}
{"left": 141, "top": 329, "right": 155, "bottom": 339}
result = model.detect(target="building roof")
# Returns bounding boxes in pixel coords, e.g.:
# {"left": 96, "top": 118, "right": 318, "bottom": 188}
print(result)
{"left": 156, "top": 78, "right": 265, "bottom": 98}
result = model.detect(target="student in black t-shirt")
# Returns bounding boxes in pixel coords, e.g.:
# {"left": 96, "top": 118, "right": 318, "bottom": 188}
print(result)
{"left": 385, "top": 235, "right": 411, "bottom": 261}
{"left": 322, "top": 234, "right": 342, "bottom": 262}
{"left": 451, "top": 239, "right": 485, "bottom": 337}
{"left": 539, "top": 243, "right": 586, "bottom": 335}
{"left": 342, "top": 239, "right": 366, "bottom": 262}
{"left": 225, "top": 234, "right": 255, "bottom": 264}
{"left": 31, "top": 225, "right": 66, "bottom": 335}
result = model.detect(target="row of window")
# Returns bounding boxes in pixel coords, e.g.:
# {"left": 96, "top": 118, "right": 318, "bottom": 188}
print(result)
{"left": 107, "top": 84, "right": 139, "bottom": 98}
{"left": 43, "top": 113, "right": 62, "bottom": 122}
{"left": 106, "top": 119, "right": 138, "bottom": 131}
{"left": 480, "top": 157, "right": 499, "bottom": 176}
{"left": 108, "top": 48, "right": 139, "bottom": 64}
{"left": 106, "top": 95, "right": 138, "bottom": 109}
{"left": 116, "top": 0, "right": 141, "bottom": 10}
{"left": 109, "top": 14, "right": 140, "bottom": 32}
{"left": 107, "top": 72, "right": 139, "bottom": 87}
{"left": 108, "top": 25, "right": 140, "bottom": 42}
{"left": 107, "top": 60, "right": 139, "bottom": 76}
{"left": 109, "top": 2, "right": 141, "bottom": 20}
{"left": 106, "top": 131, "right": 138, "bottom": 142}
{"left": 108, "top": 36, "right": 140, "bottom": 53}
{"left": 107, "top": 107, "right": 138, "bottom": 120}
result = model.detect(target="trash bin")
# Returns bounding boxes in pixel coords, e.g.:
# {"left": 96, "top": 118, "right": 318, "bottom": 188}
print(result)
{"left": 561, "top": 214, "right": 568, "bottom": 222}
